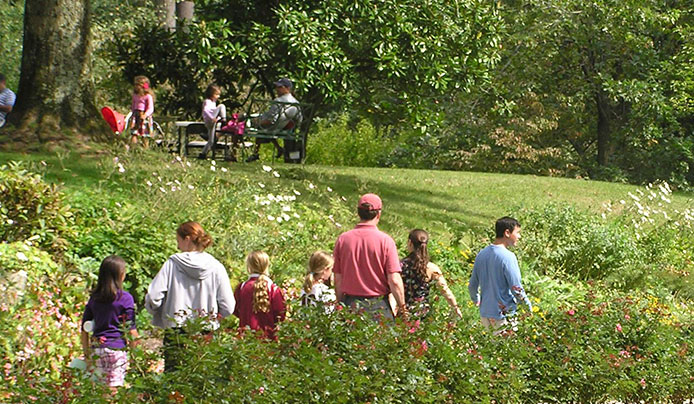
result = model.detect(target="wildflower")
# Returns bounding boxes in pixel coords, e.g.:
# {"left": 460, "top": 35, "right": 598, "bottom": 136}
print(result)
{"left": 115, "top": 202, "right": 122, "bottom": 208}
{"left": 176, "top": 156, "right": 182, "bottom": 162}
{"left": 258, "top": 183, "right": 265, "bottom": 188}
{"left": 117, "top": 163, "right": 125, "bottom": 173}
{"left": 221, "top": 167, "right": 228, "bottom": 173}
{"left": 16, "top": 252, "right": 28, "bottom": 261}
{"left": 6, "top": 219, "right": 14, "bottom": 225}
{"left": 262, "top": 165, "right": 272, "bottom": 172}
{"left": 159, "top": 187, "right": 166, "bottom": 193}
{"left": 624, "top": 314, "right": 631, "bottom": 320}
{"left": 210, "top": 166, "right": 216, "bottom": 172}
{"left": 267, "top": 215, "right": 275, "bottom": 221}
{"left": 146, "top": 180, "right": 153, "bottom": 187}
{"left": 293, "top": 190, "right": 301, "bottom": 196}
{"left": 616, "top": 323, "right": 623, "bottom": 333}
{"left": 186, "top": 162, "right": 191, "bottom": 167}
{"left": 308, "top": 182, "right": 315, "bottom": 189}
{"left": 567, "top": 309, "right": 575, "bottom": 316}
{"left": 282, "top": 205, "right": 291, "bottom": 212}
{"left": 211, "top": 160, "right": 216, "bottom": 166}
{"left": 273, "top": 171, "right": 280, "bottom": 178}
{"left": 188, "top": 184, "right": 194, "bottom": 190}
{"left": 327, "top": 186, "right": 333, "bottom": 192}
{"left": 640, "top": 378, "right": 646, "bottom": 389}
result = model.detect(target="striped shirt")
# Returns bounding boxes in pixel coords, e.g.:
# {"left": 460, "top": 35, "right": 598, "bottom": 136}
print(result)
{"left": 0, "top": 88, "right": 16, "bottom": 126}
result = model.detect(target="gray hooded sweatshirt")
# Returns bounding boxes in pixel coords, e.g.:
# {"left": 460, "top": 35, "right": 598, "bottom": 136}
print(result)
{"left": 145, "top": 251, "right": 235, "bottom": 329}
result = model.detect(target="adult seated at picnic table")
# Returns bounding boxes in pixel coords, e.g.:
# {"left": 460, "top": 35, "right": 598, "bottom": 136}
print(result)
{"left": 245, "top": 77, "right": 302, "bottom": 162}
{"left": 0, "top": 73, "right": 16, "bottom": 128}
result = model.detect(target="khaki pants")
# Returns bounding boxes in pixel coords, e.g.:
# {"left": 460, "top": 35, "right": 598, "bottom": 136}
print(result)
{"left": 481, "top": 316, "right": 515, "bottom": 336}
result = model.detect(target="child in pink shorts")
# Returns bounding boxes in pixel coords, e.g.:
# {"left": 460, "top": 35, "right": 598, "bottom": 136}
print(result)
{"left": 81, "top": 255, "right": 139, "bottom": 390}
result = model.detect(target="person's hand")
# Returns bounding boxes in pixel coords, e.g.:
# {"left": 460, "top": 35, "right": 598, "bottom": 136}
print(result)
{"left": 454, "top": 306, "right": 463, "bottom": 319}
{"left": 397, "top": 305, "right": 410, "bottom": 321}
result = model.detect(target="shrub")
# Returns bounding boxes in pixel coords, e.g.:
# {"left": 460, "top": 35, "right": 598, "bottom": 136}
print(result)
{"left": 0, "top": 161, "right": 76, "bottom": 254}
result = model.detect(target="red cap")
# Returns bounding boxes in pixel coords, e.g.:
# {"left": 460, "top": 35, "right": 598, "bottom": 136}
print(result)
{"left": 357, "top": 193, "right": 382, "bottom": 211}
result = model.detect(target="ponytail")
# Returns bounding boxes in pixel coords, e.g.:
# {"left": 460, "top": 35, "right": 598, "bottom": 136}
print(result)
{"left": 246, "top": 250, "right": 271, "bottom": 313}
{"left": 253, "top": 274, "right": 271, "bottom": 313}
{"left": 303, "top": 272, "right": 315, "bottom": 294}
{"left": 304, "top": 251, "right": 334, "bottom": 293}
{"left": 408, "top": 229, "right": 430, "bottom": 280}
{"left": 177, "top": 221, "right": 213, "bottom": 250}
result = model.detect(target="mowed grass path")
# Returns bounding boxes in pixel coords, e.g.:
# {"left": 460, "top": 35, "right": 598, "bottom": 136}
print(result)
{"left": 2, "top": 150, "right": 693, "bottom": 238}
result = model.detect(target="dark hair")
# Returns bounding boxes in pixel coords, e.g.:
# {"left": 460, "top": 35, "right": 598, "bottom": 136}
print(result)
{"left": 177, "top": 221, "right": 213, "bottom": 250}
{"left": 495, "top": 216, "right": 521, "bottom": 238}
{"left": 205, "top": 84, "right": 221, "bottom": 99}
{"left": 407, "top": 229, "right": 430, "bottom": 279}
{"left": 0, "top": 73, "right": 5, "bottom": 83}
{"left": 92, "top": 255, "right": 127, "bottom": 303}
{"left": 357, "top": 205, "right": 379, "bottom": 221}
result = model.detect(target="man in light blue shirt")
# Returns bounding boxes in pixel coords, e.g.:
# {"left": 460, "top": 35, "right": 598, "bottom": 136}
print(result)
{"left": 0, "top": 73, "right": 16, "bottom": 128}
{"left": 469, "top": 216, "right": 531, "bottom": 333}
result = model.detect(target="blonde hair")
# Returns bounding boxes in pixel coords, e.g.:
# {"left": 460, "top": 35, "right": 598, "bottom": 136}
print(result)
{"left": 133, "top": 75, "right": 155, "bottom": 100}
{"left": 246, "top": 251, "right": 271, "bottom": 313}
{"left": 303, "top": 251, "right": 334, "bottom": 293}
{"left": 176, "top": 221, "right": 213, "bottom": 250}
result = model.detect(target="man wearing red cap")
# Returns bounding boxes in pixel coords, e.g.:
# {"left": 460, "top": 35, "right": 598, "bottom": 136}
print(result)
{"left": 333, "top": 193, "right": 407, "bottom": 320}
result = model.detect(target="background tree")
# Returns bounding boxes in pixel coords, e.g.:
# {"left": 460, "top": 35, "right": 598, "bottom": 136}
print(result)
{"left": 8, "top": 0, "right": 104, "bottom": 143}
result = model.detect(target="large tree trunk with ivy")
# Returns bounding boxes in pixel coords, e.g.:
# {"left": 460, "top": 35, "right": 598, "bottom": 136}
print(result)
{"left": 8, "top": 0, "right": 105, "bottom": 144}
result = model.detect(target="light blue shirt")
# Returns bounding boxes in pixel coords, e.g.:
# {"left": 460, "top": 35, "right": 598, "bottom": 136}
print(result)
{"left": 468, "top": 244, "right": 531, "bottom": 319}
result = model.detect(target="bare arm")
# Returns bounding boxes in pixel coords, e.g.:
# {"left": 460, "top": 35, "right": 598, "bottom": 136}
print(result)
{"left": 334, "top": 273, "right": 343, "bottom": 302}
{"left": 387, "top": 272, "right": 407, "bottom": 317}
{"left": 429, "top": 263, "right": 462, "bottom": 318}
{"left": 0, "top": 105, "right": 12, "bottom": 113}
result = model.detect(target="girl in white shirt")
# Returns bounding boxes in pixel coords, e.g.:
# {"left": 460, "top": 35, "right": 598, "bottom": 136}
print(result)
{"left": 301, "top": 251, "right": 336, "bottom": 307}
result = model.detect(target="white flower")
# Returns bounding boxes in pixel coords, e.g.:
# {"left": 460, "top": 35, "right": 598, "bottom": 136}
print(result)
{"left": 171, "top": 186, "right": 177, "bottom": 192}
{"left": 276, "top": 216, "right": 283, "bottom": 223}
{"left": 262, "top": 165, "right": 272, "bottom": 172}
{"left": 175, "top": 180, "right": 181, "bottom": 185}
{"left": 258, "top": 183, "right": 265, "bottom": 188}
{"left": 327, "top": 187, "right": 333, "bottom": 192}
{"left": 176, "top": 156, "right": 182, "bottom": 162}
{"left": 281, "top": 213, "right": 290, "bottom": 221}
{"left": 620, "top": 200, "right": 626, "bottom": 204}
{"left": 293, "top": 190, "right": 301, "bottom": 196}
{"left": 211, "top": 160, "right": 216, "bottom": 166}
{"left": 16, "top": 252, "right": 28, "bottom": 261}
{"left": 113, "top": 157, "right": 119, "bottom": 163}
{"left": 153, "top": 172, "right": 158, "bottom": 176}
{"left": 628, "top": 192, "right": 640, "bottom": 201}
{"left": 660, "top": 195, "right": 671, "bottom": 203}
{"left": 601, "top": 213, "right": 606, "bottom": 219}
{"left": 293, "top": 213, "right": 300, "bottom": 218}
{"left": 6, "top": 219, "right": 14, "bottom": 225}
{"left": 335, "top": 222, "right": 342, "bottom": 228}
{"left": 211, "top": 166, "right": 216, "bottom": 171}
{"left": 115, "top": 202, "right": 122, "bottom": 208}
{"left": 186, "top": 162, "right": 192, "bottom": 167}
{"left": 188, "top": 184, "right": 195, "bottom": 190}
{"left": 221, "top": 167, "right": 228, "bottom": 173}
{"left": 298, "top": 222, "right": 304, "bottom": 228}
{"left": 308, "top": 183, "right": 315, "bottom": 189}
{"left": 282, "top": 205, "right": 291, "bottom": 212}
{"left": 146, "top": 180, "right": 153, "bottom": 187}
{"left": 267, "top": 215, "right": 276, "bottom": 221}
{"left": 159, "top": 187, "right": 167, "bottom": 193}
{"left": 273, "top": 171, "right": 280, "bottom": 178}
{"left": 118, "top": 163, "right": 125, "bottom": 173}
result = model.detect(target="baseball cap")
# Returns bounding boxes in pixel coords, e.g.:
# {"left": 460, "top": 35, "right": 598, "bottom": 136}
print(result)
{"left": 357, "top": 193, "right": 382, "bottom": 211}
{"left": 273, "top": 77, "right": 293, "bottom": 89}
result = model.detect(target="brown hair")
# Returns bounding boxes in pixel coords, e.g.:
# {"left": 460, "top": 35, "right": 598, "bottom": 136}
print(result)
{"left": 407, "top": 229, "right": 430, "bottom": 280}
{"left": 246, "top": 251, "right": 271, "bottom": 313}
{"left": 92, "top": 255, "right": 127, "bottom": 303}
{"left": 176, "top": 221, "right": 213, "bottom": 250}
{"left": 303, "top": 251, "right": 334, "bottom": 293}
{"left": 205, "top": 84, "right": 221, "bottom": 99}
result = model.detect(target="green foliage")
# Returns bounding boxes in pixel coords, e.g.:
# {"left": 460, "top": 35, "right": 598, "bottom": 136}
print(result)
{"left": 0, "top": 162, "right": 76, "bottom": 254}
{"left": 112, "top": 0, "right": 505, "bottom": 123}
{"left": 0, "top": 0, "right": 23, "bottom": 90}
{"left": 306, "top": 116, "right": 396, "bottom": 167}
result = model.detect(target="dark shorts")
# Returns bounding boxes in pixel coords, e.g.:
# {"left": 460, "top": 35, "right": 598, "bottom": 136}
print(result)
{"left": 342, "top": 294, "right": 394, "bottom": 322}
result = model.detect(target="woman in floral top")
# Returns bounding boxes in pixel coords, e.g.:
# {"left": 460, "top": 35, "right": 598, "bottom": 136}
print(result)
{"left": 400, "top": 229, "right": 462, "bottom": 318}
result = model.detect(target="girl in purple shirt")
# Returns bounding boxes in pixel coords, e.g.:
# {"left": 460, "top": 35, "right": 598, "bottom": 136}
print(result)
{"left": 130, "top": 75, "right": 155, "bottom": 147}
{"left": 81, "top": 255, "right": 138, "bottom": 390}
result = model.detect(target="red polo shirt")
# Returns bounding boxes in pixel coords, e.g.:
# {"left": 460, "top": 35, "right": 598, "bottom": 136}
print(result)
{"left": 333, "top": 223, "right": 401, "bottom": 297}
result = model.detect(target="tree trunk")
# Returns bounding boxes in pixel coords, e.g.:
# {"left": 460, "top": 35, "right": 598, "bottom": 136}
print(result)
{"left": 176, "top": 1, "right": 195, "bottom": 32}
{"left": 9, "top": 0, "right": 104, "bottom": 143}
{"left": 156, "top": 0, "right": 176, "bottom": 31}
{"left": 596, "top": 91, "right": 611, "bottom": 166}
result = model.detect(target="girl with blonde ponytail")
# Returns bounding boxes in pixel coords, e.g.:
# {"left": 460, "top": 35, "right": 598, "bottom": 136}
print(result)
{"left": 301, "top": 251, "right": 336, "bottom": 307}
{"left": 233, "top": 251, "right": 286, "bottom": 339}
{"left": 399, "top": 229, "right": 462, "bottom": 318}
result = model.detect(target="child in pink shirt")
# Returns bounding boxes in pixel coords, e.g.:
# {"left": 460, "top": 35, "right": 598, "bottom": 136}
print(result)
{"left": 130, "top": 75, "right": 154, "bottom": 146}
{"left": 234, "top": 251, "right": 286, "bottom": 339}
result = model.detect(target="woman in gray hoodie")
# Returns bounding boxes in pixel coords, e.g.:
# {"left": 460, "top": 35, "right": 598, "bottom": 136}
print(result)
{"left": 145, "top": 221, "right": 235, "bottom": 370}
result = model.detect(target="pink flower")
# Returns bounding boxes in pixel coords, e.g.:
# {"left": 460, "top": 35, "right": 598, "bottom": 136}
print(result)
{"left": 640, "top": 378, "right": 646, "bottom": 389}
{"left": 616, "top": 323, "right": 623, "bottom": 333}
{"left": 567, "top": 309, "right": 575, "bottom": 316}
{"left": 624, "top": 314, "right": 631, "bottom": 320}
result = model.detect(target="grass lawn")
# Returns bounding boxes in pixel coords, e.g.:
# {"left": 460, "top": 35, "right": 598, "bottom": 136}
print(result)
{"left": 2, "top": 149, "right": 693, "bottom": 239}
